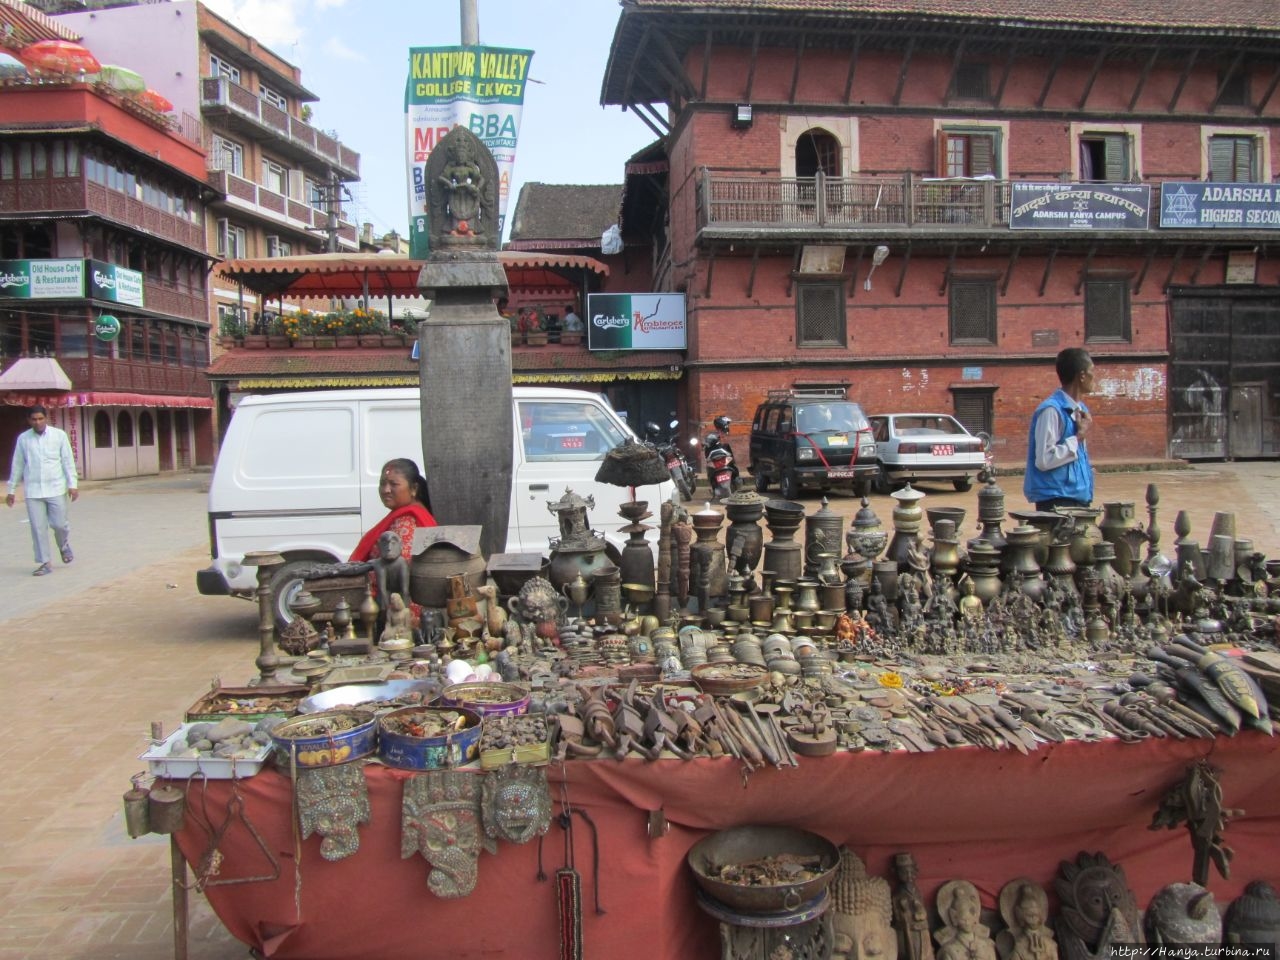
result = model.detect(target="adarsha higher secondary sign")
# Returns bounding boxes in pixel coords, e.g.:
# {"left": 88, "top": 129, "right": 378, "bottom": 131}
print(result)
{"left": 586, "top": 294, "right": 687, "bottom": 351}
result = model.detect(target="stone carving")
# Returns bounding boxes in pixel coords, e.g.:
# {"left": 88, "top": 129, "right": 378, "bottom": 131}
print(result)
{"left": 892, "top": 852, "right": 935, "bottom": 960}
{"left": 401, "top": 770, "right": 496, "bottom": 898}
{"left": 1224, "top": 880, "right": 1280, "bottom": 953}
{"left": 1054, "top": 852, "right": 1143, "bottom": 960}
{"left": 481, "top": 764, "right": 552, "bottom": 845}
{"left": 296, "top": 764, "right": 371, "bottom": 862}
{"left": 831, "top": 847, "right": 898, "bottom": 960}
{"left": 381, "top": 592, "right": 415, "bottom": 643}
{"left": 934, "top": 880, "right": 997, "bottom": 960}
{"left": 996, "top": 879, "right": 1057, "bottom": 960}
{"left": 425, "top": 126, "right": 499, "bottom": 250}
{"left": 1143, "top": 883, "right": 1220, "bottom": 947}
{"left": 373, "top": 530, "right": 411, "bottom": 608}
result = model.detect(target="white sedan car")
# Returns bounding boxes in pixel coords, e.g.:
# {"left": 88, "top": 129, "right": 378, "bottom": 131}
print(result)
{"left": 868, "top": 413, "right": 990, "bottom": 493}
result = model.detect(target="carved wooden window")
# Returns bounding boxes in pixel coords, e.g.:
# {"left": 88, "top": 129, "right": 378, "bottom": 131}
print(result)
{"left": 950, "top": 63, "right": 990, "bottom": 101}
{"left": 949, "top": 279, "right": 997, "bottom": 345}
{"left": 796, "top": 281, "right": 846, "bottom": 347}
{"left": 1085, "top": 279, "right": 1131, "bottom": 343}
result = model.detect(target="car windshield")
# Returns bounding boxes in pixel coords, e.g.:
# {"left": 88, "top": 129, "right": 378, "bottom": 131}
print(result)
{"left": 795, "top": 403, "right": 864, "bottom": 433}
{"left": 893, "top": 416, "right": 967, "bottom": 436}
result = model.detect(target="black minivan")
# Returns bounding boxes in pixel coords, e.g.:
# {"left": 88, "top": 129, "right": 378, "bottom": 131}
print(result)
{"left": 748, "top": 387, "right": 878, "bottom": 499}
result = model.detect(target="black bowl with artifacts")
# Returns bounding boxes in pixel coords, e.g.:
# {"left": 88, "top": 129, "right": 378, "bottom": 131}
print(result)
{"left": 686, "top": 825, "right": 840, "bottom": 914}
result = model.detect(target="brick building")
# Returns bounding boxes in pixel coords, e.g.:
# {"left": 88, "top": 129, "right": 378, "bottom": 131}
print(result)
{"left": 600, "top": 0, "right": 1280, "bottom": 468}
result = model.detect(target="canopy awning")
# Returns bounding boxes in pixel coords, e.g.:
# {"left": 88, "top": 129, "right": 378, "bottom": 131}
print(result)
{"left": 216, "top": 251, "right": 610, "bottom": 300}
{"left": 0, "top": 357, "right": 72, "bottom": 391}
{"left": 0, "top": 391, "right": 212, "bottom": 408}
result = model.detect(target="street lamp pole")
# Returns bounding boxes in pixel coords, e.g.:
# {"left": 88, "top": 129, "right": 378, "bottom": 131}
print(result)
{"left": 460, "top": 0, "right": 478, "bottom": 46}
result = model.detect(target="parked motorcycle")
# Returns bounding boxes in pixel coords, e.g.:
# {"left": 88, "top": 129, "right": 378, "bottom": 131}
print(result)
{"left": 644, "top": 417, "right": 697, "bottom": 501}
{"left": 701, "top": 415, "right": 742, "bottom": 501}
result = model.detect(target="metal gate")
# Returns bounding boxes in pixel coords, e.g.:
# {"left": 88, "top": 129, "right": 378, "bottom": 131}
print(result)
{"left": 1168, "top": 290, "right": 1280, "bottom": 460}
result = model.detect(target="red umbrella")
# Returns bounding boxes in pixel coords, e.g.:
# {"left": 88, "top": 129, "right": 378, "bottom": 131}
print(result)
{"left": 18, "top": 39, "right": 101, "bottom": 76}
{"left": 137, "top": 88, "right": 173, "bottom": 113}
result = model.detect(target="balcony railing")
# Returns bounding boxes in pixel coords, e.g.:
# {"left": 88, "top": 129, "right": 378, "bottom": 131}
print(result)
{"left": 698, "top": 171, "right": 1197, "bottom": 233}
{"left": 0, "top": 178, "right": 206, "bottom": 252}
{"left": 200, "top": 76, "right": 360, "bottom": 178}
{"left": 206, "top": 168, "right": 359, "bottom": 246}
{"left": 56, "top": 357, "right": 209, "bottom": 396}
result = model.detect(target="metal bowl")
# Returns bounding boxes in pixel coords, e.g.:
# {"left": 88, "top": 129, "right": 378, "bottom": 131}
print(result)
{"left": 299, "top": 679, "right": 440, "bottom": 714}
{"left": 686, "top": 825, "right": 840, "bottom": 914}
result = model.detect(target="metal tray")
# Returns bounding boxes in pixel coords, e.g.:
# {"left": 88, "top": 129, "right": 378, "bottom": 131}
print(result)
{"left": 299, "top": 679, "right": 440, "bottom": 714}
{"left": 140, "top": 724, "right": 272, "bottom": 780}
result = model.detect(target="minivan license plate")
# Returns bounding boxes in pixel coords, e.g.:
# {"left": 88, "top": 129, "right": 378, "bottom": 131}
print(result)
{"left": 826, "top": 467, "right": 855, "bottom": 479}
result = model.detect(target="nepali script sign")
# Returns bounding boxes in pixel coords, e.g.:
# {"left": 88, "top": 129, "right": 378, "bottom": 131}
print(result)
{"left": 586, "top": 293, "right": 687, "bottom": 351}
{"left": 1159, "top": 182, "right": 1280, "bottom": 229}
{"left": 405, "top": 46, "right": 533, "bottom": 256}
{"left": 1010, "top": 183, "right": 1151, "bottom": 230}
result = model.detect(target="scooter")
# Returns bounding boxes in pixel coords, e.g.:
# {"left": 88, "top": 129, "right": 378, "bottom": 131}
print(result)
{"left": 644, "top": 417, "right": 697, "bottom": 501}
{"left": 701, "top": 415, "right": 741, "bottom": 500}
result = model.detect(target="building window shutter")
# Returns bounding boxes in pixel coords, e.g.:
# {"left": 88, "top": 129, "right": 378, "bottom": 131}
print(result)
{"left": 952, "top": 389, "right": 994, "bottom": 437}
{"left": 796, "top": 282, "right": 846, "bottom": 347}
{"left": 216, "top": 218, "right": 229, "bottom": 257}
{"left": 1103, "top": 135, "right": 1129, "bottom": 181}
{"left": 1210, "top": 136, "right": 1256, "bottom": 182}
{"left": 969, "top": 134, "right": 995, "bottom": 177}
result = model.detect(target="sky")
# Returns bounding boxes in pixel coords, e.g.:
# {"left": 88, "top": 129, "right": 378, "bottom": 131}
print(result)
{"left": 199, "top": 0, "right": 657, "bottom": 242}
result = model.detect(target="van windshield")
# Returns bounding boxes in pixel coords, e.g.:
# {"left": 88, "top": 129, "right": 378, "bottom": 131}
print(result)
{"left": 519, "top": 400, "right": 628, "bottom": 461}
{"left": 795, "top": 403, "right": 865, "bottom": 434}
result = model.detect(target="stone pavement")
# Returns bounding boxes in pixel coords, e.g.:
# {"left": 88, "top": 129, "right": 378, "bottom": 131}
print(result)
{"left": 0, "top": 463, "right": 1277, "bottom": 960}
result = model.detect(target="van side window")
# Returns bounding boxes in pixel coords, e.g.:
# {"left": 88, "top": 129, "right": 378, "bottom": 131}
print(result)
{"left": 519, "top": 401, "right": 626, "bottom": 461}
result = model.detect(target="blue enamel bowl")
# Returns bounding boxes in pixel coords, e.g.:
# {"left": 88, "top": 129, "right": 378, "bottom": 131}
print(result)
{"left": 377, "top": 706, "right": 483, "bottom": 770}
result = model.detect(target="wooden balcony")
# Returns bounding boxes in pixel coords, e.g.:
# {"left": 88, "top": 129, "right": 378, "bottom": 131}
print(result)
{"left": 0, "top": 177, "right": 205, "bottom": 253}
{"left": 206, "top": 168, "right": 359, "bottom": 247}
{"left": 695, "top": 172, "right": 1243, "bottom": 242}
{"left": 53, "top": 357, "right": 209, "bottom": 397}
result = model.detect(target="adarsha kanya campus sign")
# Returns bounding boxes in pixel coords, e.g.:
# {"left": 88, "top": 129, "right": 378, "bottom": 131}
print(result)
{"left": 586, "top": 293, "right": 687, "bottom": 351}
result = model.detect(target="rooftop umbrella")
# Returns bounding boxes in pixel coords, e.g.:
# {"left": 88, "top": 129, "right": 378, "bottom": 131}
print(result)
{"left": 137, "top": 88, "right": 173, "bottom": 113}
{"left": 0, "top": 52, "right": 28, "bottom": 79}
{"left": 98, "top": 64, "right": 145, "bottom": 94}
{"left": 18, "top": 39, "right": 101, "bottom": 76}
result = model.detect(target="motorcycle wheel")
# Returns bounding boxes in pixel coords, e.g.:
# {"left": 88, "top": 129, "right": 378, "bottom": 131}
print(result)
{"left": 672, "top": 468, "right": 693, "bottom": 502}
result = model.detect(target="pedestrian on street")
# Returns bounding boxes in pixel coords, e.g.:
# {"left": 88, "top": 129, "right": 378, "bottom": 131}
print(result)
{"left": 1023, "top": 347, "right": 1095, "bottom": 512}
{"left": 6, "top": 404, "right": 79, "bottom": 576}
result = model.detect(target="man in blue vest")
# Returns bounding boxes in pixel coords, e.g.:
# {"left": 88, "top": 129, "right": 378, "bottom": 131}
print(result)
{"left": 1024, "top": 347, "right": 1095, "bottom": 511}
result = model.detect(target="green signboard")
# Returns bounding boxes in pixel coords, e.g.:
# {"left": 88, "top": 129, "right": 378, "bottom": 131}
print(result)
{"left": 0, "top": 259, "right": 145, "bottom": 308}
{"left": 94, "top": 314, "right": 121, "bottom": 342}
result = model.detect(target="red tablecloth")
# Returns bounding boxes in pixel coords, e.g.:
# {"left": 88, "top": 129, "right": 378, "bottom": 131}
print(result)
{"left": 175, "top": 733, "right": 1280, "bottom": 959}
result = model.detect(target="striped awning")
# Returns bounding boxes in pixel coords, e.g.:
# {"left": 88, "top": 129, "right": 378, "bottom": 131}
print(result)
{"left": 0, "top": 391, "right": 212, "bottom": 408}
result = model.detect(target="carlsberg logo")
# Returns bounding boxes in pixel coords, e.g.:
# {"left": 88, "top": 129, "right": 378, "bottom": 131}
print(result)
{"left": 0, "top": 272, "right": 28, "bottom": 290}
{"left": 93, "top": 270, "right": 116, "bottom": 290}
{"left": 592, "top": 313, "right": 630, "bottom": 330}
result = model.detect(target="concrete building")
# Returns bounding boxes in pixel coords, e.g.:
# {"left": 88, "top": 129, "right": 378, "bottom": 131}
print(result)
{"left": 600, "top": 0, "right": 1280, "bottom": 466}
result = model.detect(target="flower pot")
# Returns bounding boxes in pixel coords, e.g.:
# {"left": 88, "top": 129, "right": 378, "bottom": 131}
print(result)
{"left": 382, "top": 334, "right": 408, "bottom": 348}
{"left": 526, "top": 332, "right": 547, "bottom": 347}
{"left": 267, "top": 335, "right": 290, "bottom": 349}
{"left": 335, "top": 335, "right": 359, "bottom": 349}
{"left": 358, "top": 334, "right": 383, "bottom": 347}
{"left": 313, "top": 336, "right": 336, "bottom": 349}
{"left": 242, "top": 335, "right": 267, "bottom": 349}
{"left": 292, "top": 336, "right": 317, "bottom": 348}
{"left": 559, "top": 332, "right": 583, "bottom": 346}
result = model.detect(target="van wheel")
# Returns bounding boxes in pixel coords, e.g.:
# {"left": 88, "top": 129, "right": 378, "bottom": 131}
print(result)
{"left": 853, "top": 479, "right": 871, "bottom": 498}
{"left": 779, "top": 469, "right": 801, "bottom": 501}
{"left": 753, "top": 467, "right": 769, "bottom": 493}
{"left": 269, "top": 561, "right": 318, "bottom": 633}
{"left": 872, "top": 467, "right": 892, "bottom": 496}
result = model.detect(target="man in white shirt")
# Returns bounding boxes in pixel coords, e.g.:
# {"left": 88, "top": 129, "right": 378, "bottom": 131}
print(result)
{"left": 6, "top": 405, "right": 79, "bottom": 576}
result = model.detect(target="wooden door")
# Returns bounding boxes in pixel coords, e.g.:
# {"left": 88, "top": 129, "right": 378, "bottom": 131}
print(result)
{"left": 1229, "top": 383, "right": 1263, "bottom": 458}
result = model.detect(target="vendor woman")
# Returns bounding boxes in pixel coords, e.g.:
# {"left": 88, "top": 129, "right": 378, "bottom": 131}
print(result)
{"left": 349, "top": 459, "right": 436, "bottom": 606}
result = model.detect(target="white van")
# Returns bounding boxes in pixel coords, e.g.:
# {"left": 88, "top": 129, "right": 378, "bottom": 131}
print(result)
{"left": 197, "top": 386, "right": 671, "bottom": 621}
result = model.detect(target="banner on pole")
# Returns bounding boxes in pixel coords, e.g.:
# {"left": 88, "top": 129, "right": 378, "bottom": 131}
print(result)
{"left": 405, "top": 46, "right": 534, "bottom": 257}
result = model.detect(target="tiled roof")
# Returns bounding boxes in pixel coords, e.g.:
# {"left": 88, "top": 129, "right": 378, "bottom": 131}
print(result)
{"left": 508, "top": 184, "right": 624, "bottom": 245}
{"left": 617, "top": 0, "right": 1280, "bottom": 31}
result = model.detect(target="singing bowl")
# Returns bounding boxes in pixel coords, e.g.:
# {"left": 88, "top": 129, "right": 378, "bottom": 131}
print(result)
{"left": 686, "top": 825, "right": 840, "bottom": 913}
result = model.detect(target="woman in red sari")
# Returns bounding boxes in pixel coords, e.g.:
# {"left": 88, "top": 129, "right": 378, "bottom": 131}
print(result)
{"left": 349, "top": 460, "right": 436, "bottom": 615}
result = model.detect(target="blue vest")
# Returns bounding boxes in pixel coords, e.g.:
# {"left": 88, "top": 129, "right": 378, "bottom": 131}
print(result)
{"left": 1023, "top": 390, "right": 1092, "bottom": 504}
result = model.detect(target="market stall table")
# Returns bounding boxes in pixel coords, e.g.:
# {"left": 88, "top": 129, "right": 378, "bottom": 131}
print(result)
{"left": 172, "top": 731, "right": 1280, "bottom": 960}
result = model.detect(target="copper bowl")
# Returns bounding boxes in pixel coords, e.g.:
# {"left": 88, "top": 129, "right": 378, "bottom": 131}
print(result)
{"left": 686, "top": 825, "right": 840, "bottom": 913}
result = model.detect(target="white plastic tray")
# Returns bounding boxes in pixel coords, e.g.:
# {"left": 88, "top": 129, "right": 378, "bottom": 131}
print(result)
{"left": 140, "top": 723, "right": 272, "bottom": 780}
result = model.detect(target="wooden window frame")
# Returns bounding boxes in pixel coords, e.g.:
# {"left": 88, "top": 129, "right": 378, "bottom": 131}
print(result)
{"left": 948, "top": 278, "right": 998, "bottom": 346}
{"left": 795, "top": 279, "right": 847, "bottom": 348}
